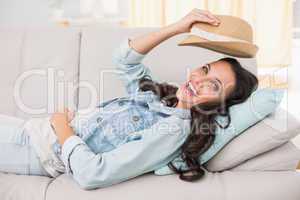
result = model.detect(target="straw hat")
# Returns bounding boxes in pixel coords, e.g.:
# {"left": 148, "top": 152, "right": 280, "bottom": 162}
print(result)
{"left": 178, "top": 15, "right": 258, "bottom": 58}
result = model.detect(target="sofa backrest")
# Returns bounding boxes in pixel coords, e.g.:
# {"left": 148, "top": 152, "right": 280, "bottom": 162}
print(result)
{"left": 0, "top": 27, "right": 81, "bottom": 119}
{"left": 78, "top": 25, "right": 257, "bottom": 112}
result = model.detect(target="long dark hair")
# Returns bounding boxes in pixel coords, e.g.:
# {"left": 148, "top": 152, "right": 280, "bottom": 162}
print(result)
{"left": 138, "top": 57, "right": 258, "bottom": 182}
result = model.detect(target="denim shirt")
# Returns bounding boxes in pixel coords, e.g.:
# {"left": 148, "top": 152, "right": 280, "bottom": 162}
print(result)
{"left": 59, "top": 39, "right": 191, "bottom": 189}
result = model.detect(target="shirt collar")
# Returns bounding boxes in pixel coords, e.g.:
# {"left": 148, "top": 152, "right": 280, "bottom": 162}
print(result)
{"left": 130, "top": 90, "right": 191, "bottom": 120}
{"left": 148, "top": 101, "right": 191, "bottom": 119}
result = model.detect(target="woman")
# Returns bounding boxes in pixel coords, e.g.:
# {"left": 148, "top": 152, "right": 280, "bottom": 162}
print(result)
{"left": 0, "top": 9, "right": 258, "bottom": 189}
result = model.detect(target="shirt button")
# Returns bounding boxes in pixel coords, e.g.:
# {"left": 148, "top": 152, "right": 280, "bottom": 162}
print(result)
{"left": 132, "top": 115, "right": 140, "bottom": 122}
{"left": 97, "top": 117, "right": 103, "bottom": 123}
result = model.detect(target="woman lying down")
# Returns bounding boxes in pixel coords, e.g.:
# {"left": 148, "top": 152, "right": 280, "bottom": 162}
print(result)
{"left": 0, "top": 9, "right": 258, "bottom": 190}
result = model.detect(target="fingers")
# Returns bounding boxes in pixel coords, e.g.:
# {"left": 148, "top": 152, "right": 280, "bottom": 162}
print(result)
{"left": 57, "top": 108, "right": 74, "bottom": 116}
{"left": 53, "top": 108, "right": 74, "bottom": 122}
{"left": 63, "top": 108, "right": 74, "bottom": 113}
{"left": 192, "top": 9, "right": 220, "bottom": 26}
{"left": 202, "top": 10, "right": 221, "bottom": 24}
{"left": 64, "top": 108, "right": 75, "bottom": 122}
{"left": 193, "top": 14, "right": 218, "bottom": 26}
{"left": 67, "top": 110, "right": 75, "bottom": 122}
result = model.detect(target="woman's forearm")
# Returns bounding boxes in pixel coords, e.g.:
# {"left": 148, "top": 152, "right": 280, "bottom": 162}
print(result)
{"left": 129, "top": 9, "right": 220, "bottom": 55}
{"left": 129, "top": 24, "right": 180, "bottom": 55}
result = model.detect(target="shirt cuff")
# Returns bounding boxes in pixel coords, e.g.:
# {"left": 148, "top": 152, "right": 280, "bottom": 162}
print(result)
{"left": 61, "top": 135, "right": 86, "bottom": 174}
{"left": 118, "top": 38, "right": 146, "bottom": 64}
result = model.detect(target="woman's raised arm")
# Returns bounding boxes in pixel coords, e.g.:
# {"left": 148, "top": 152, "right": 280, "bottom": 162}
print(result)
{"left": 113, "top": 9, "right": 220, "bottom": 94}
{"left": 129, "top": 9, "right": 220, "bottom": 54}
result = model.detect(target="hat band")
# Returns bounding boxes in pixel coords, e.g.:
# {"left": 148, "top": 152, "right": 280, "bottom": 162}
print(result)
{"left": 190, "top": 27, "right": 251, "bottom": 44}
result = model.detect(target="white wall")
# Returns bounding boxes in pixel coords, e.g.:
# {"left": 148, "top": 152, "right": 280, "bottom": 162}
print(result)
{"left": 0, "top": 0, "right": 129, "bottom": 27}
{"left": 0, "top": 0, "right": 53, "bottom": 26}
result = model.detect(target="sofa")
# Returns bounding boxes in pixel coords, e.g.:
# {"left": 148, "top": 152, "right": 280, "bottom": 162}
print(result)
{"left": 0, "top": 25, "right": 300, "bottom": 200}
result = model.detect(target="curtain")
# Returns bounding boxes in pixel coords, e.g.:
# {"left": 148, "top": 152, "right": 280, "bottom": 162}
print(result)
{"left": 127, "top": 0, "right": 293, "bottom": 68}
{"left": 127, "top": 0, "right": 166, "bottom": 26}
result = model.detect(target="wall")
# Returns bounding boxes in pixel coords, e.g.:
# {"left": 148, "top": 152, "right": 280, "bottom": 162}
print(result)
{"left": 0, "top": 0, "right": 129, "bottom": 27}
{"left": 0, "top": 0, "right": 53, "bottom": 27}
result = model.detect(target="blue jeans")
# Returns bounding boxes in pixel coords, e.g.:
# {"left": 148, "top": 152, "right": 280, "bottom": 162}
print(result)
{"left": 0, "top": 114, "right": 49, "bottom": 176}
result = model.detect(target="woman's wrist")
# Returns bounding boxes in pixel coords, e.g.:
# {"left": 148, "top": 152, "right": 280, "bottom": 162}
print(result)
{"left": 166, "top": 23, "right": 187, "bottom": 35}
{"left": 50, "top": 116, "right": 75, "bottom": 145}
{"left": 157, "top": 23, "right": 185, "bottom": 40}
{"left": 53, "top": 123, "right": 74, "bottom": 145}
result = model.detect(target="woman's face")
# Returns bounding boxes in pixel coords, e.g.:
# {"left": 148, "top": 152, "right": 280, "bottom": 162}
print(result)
{"left": 176, "top": 60, "right": 236, "bottom": 109}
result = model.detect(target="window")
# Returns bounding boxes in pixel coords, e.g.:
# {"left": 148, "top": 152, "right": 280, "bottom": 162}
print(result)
{"left": 258, "top": 1, "right": 299, "bottom": 89}
{"left": 50, "top": 0, "right": 129, "bottom": 25}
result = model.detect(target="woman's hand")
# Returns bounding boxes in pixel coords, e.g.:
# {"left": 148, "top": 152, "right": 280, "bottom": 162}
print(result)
{"left": 50, "top": 108, "right": 75, "bottom": 145}
{"left": 171, "top": 9, "right": 221, "bottom": 34}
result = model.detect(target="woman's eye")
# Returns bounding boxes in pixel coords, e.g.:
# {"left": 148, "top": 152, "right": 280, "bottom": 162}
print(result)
{"left": 202, "top": 66, "right": 209, "bottom": 74}
{"left": 212, "top": 82, "right": 219, "bottom": 91}
{"left": 211, "top": 80, "right": 222, "bottom": 92}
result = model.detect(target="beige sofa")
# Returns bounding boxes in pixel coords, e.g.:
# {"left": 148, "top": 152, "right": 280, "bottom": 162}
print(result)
{"left": 0, "top": 25, "right": 299, "bottom": 200}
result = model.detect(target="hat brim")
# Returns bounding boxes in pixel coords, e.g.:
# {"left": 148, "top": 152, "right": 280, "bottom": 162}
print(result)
{"left": 178, "top": 35, "right": 258, "bottom": 58}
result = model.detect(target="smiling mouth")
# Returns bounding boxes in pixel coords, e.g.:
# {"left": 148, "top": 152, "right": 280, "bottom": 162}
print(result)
{"left": 185, "top": 81, "right": 198, "bottom": 96}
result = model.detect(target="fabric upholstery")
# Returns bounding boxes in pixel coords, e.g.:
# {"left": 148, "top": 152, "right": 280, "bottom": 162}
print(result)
{"left": 0, "top": 25, "right": 299, "bottom": 200}
{"left": 205, "top": 108, "right": 300, "bottom": 171}
{"left": 0, "top": 27, "right": 81, "bottom": 119}
{"left": 0, "top": 27, "right": 24, "bottom": 115}
{"left": 232, "top": 142, "right": 300, "bottom": 171}
{"left": 0, "top": 172, "right": 52, "bottom": 200}
{"left": 45, "top": 171, "right": 300, "bottom": 200}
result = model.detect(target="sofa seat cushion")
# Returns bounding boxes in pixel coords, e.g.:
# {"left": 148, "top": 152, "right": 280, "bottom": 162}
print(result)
{"left": 0, "top": 172, "right": 52, "bottom": 200}
{"left": 46, "top": 171, "right": 300, "bottom": 200}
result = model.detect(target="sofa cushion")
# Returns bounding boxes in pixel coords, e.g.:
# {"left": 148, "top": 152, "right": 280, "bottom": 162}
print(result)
{"left": 0, "top": 172, "right": 52, "bottom": 200}
{"left": 205, "top": 108, "right": 300, "bottom": 171}
{"left": 45, "top": 171, "right": 300, "bottom": 200}
{"left": 0, "top": 27, "right": 24, "bottom": 115}
{"left": 0, "top": 27, "right": 81, "bottom": 119}
{"left": 16, "top": 27, "right": 81, "bottom": 119}
{"left": 231, "top": 142, "right": 300, "bottom": 171}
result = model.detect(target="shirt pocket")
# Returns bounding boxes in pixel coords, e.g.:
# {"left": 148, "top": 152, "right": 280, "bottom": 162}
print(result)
{"left": 126, "top": 107, "right": 148, "bottom": 132}
{"left": 104, "top": 105, "right": 146, "bottom": 145}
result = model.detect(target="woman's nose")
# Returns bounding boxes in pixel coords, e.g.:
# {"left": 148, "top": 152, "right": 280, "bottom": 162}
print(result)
{"left": 192, "top": 77, "right": 211, "bottom": 88}
{"left": 191, "top": 79, "right": 202, "bottom": 88}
